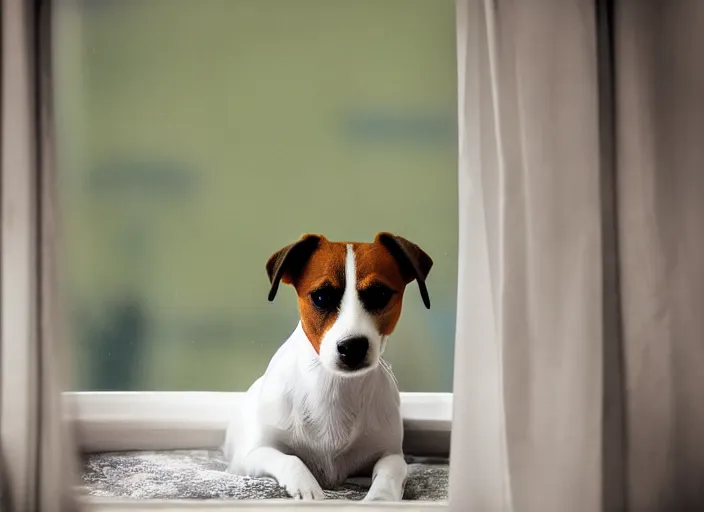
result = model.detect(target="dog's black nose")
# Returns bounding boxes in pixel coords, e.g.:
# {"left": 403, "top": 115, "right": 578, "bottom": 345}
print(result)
{"left": 337, "top": 336, "right": 369, "bottom": 370}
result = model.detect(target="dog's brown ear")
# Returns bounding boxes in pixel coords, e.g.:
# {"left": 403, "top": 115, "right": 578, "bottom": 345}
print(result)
{"left": 266, "top": 234, "right": 323, "bottom": 302}
{"left": 374, "top": 232, "right": 433, "bottom": 309}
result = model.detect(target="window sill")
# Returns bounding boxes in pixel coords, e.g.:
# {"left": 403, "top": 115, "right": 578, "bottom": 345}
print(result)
{"left": 83, "top": 497, "right": 448, "bottom": 511}
{"left": 66, "top": 391, "right": 452, "bottom": 457}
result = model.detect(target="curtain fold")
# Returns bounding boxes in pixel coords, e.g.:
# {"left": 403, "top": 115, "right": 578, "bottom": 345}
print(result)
{"left": 451, "top": 1, "right": 704, "bottom": 511}
{"left": 616, "top": 1, "right": 704, "bottom": 509}
{"left": 1, "top": 0, "right": 82, "bottom": 510}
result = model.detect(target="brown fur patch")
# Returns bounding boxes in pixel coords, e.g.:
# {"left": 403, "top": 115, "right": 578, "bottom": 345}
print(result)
{"left": 353, "top": 243, "right": 408, "bottom": 336}
{"left": 291, "top": 239, "right": 347, "bottom": 353}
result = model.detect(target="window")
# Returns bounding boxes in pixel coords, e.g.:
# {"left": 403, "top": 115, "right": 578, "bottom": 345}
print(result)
{"left": 54, "top": 0, "right": 458, "bottom": 394}
{"left": 3, "top": 0, "right": 459, "bottom": 509}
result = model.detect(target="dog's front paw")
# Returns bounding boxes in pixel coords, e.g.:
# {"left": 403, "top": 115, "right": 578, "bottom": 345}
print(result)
{"left": 278, "top": 461, "right": 325, "bottom": 500}
{"left": 364, "top": 484, "right": 403, "bottom": 502}
{"left": 281, "top": 476, "right": 325, "bottom": 500}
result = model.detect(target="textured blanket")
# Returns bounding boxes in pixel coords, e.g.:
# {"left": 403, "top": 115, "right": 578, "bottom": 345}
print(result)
{"left": 82, "top": 450, "right": 449, "bottom": 501}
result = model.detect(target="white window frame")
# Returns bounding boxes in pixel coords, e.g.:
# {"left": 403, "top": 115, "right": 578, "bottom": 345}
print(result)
{"left": 67, "top": 392, "right": 452, "bottom": 456}
{"left": 2, "top": 0, "right": 464, "bottom": 510}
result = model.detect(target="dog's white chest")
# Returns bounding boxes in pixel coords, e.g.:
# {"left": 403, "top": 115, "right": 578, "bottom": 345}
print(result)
{"left": 223, "top": 332, "right": 404, "bottom": 492}
{"left": 287, "top": 410, "right": 363, "bottom": 486}
{"left": 281, "top": 387, "right": 393, "bottom": 488}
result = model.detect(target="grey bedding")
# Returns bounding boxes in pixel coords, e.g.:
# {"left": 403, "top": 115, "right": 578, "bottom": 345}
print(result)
{"left": 81, "top": 450, "right": 449, "bottom": 501}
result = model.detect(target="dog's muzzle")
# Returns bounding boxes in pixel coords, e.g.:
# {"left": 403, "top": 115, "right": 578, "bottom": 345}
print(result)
{"left": 336, "top": 336, "right": 369, "bottom": 371}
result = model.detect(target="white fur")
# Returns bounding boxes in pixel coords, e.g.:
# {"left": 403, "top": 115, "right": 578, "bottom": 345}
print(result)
{"left": 318, "top": 245, "right": 382, "bottom": 374}
{"left": 223, "top": 245, "right": 407, "bottom": 501}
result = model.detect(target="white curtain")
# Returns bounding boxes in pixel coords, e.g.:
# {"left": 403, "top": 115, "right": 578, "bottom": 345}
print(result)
{"left": 450, "top": 1, "right": 704, "bottom": 511}
{"left": 1, "top": 0, "right": 82, "bottom": 510}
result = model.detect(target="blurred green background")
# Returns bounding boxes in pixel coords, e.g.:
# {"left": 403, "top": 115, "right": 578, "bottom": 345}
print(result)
{"left": 53, "top": 0, "right": 458, "bottom": 392}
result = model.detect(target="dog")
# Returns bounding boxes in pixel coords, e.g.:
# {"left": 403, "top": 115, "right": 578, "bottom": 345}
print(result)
{"left": 223, "top": 232, "right": 433, "bottom": 501}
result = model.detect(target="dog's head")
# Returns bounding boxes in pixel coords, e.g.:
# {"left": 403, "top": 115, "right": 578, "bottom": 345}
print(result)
{"left": 265, "top": 233, "right": 433, "bottom": 375}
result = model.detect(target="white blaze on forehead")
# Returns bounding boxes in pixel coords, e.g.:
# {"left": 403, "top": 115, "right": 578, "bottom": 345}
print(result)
{"left": 336, "top": 244, "right": 375, "bottom": 338}
{"left": 316, "top": 244, "right": 382, "bottom": 373}
{"left": 342, "top": 244, "right": 357, "bottom": 311}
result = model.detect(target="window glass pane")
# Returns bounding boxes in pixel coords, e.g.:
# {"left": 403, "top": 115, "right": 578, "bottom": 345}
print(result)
{"left": 53, "top": 0, "right": 457, "bottom": 392}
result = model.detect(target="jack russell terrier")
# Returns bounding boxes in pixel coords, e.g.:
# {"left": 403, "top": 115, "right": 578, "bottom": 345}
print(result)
{"left": 223, "top": 232, "right": 433, "bottom": 501}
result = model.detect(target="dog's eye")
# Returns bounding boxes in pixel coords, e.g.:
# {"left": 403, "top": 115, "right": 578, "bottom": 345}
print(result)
{"left": 310, "top": 286, "right": 341, "bottom": 312}
{"left": 359, "top": 284, "right": 395, "bottom": 312}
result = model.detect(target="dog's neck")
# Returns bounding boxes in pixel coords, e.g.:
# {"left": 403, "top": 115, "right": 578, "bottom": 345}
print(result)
{"left": 289, "top": 322, "right": 388, "bottom": 401}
